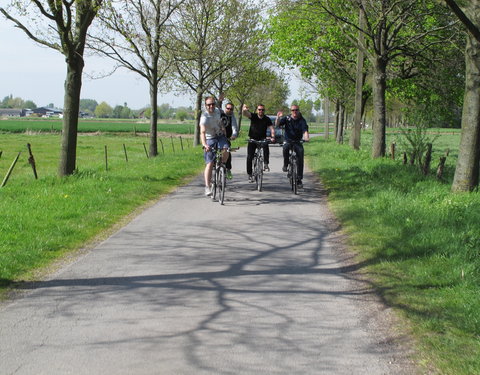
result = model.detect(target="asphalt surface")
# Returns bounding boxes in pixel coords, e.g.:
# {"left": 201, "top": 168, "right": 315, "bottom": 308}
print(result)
{"left": 0, "top": 145, "right": 414, "bottom": 374}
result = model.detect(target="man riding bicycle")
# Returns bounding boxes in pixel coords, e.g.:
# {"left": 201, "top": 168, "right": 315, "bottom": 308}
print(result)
{"left": 243, "top": 103, "right": 275, "bottom": 182}
{"left": 200, "top": 96, "right": 229, "bottom": 196}
{"left": 276, "top": 105, "right": 310, "bottom": 188}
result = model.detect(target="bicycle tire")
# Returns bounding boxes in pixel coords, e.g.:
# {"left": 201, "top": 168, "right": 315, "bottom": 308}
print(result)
{"left": 218, "top": 166, "right": 226, "bottom": 205}
{"left": 253, "top": 152, "right": 260, "bottom": 190}
{"left": 257, "top": 152, "right": 264, "bottom": 192}
{"left": 211, "top": 167, "right": 217, "bottom": 201}
{"left": 292, "top": 156, "right": 298, "bottom": 195}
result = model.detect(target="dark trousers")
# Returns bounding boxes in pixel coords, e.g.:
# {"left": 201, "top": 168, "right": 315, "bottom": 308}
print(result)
{"left": 247, "top": 142, "right": 269, "bottom": 175}
{"left": 283, "top": 142, "right": 304, "bottom": 180}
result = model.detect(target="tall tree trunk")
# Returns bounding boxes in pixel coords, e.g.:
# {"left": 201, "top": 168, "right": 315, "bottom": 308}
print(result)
{"left": 337, "top": 103, "right": 345, "bottom": 144}
{"left": 334, "top": 100, "right": 340, "bottom": 140}
{"left": 324, "top": 97, "right": 329, "bottom": 139}
{"left": 372, "top": 57, "right": 387, "bottom": 158}
{"left": 58, "top": 57, "right": 83, "bottom": 177}
{"left": 351, "top": 6, "right": 365, "bottom": 150}
{"left": 452, "top": 33, "right": 480, "bottom": 192}
{"left": 194, "top": 90, "right": 203, "bottom": 146}
{"left": 149, "top": 78, "right": 159, "bottom": 157}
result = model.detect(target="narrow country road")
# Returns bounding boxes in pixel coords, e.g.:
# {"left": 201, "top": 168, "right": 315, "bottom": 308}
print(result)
{"left": 0, "top": 145, "right": 415, "bottom": 374}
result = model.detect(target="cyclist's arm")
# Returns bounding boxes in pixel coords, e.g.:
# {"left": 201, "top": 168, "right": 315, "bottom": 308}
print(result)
{"left": 242, "top": 104, "right": 252, "bottom": 119}
{"left": 231, "top": 116, "right": 238, "bottom": 140}
{"left": 200, "top": 123, "right": 209, "bottom": 150}
{"left": 303, "top": 130, "right": 310, "bottom": 142}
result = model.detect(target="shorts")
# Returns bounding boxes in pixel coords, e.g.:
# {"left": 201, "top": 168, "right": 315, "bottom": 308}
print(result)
{"left": 204, "top": 135, "right": 229, "bottom": 164}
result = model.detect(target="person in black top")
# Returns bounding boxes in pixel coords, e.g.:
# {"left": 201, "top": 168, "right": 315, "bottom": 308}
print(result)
{"left": 222, "top": 103, "right": 238, "bottom": 179}
{"left": 242, "top": 104, "right": 275, "bottom": 182}
{"left": 276, "top": 104, "right": 309, "bottom": 188}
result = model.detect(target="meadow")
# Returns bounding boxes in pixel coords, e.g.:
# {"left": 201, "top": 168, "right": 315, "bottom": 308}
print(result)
{"left": 306, "top": 131, "right": 479, "bottom": 375}
{"left": 0, "top": 131, "right": 204, "bottom": 295}
{"left": 0, "top": 117, "right": 195, "bottom": 134}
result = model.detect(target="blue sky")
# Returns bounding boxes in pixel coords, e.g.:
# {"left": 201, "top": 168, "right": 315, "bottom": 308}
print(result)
{"left": 0, "top": 15, "right": 304, "bottom": 111}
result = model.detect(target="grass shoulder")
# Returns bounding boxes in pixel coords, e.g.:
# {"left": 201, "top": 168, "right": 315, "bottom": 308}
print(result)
{"left": 305, "top": 137, "right": 480, "bottom": 375}
{"left": 0, "top": 133, "right": 204, "bottom": 299}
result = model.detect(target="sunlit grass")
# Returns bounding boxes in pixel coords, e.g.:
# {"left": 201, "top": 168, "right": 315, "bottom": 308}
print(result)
{"left": 0, "top": 133, "right": 203, "bottom": 292}
{"left": 306, "top": 136, "right": 479, "bottom": 374}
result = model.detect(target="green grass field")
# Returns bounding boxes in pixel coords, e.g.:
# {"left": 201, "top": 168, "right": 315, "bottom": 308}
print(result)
{"left": 0, "top": 118, "right": 195, "bottom": 134}
{"left": 0, "top": 132, "right": 204, "bottom": 293}
{"left": 306, "top": 134, "right": 479, "bottom": 375}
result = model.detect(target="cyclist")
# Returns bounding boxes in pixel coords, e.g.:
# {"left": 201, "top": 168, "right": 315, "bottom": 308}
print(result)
{"left": 243, "top": 104, "right": 275, "bottom": 182}
{"left": 222, "top": 102, "right": 238, "bottom": 179}
{"left": 200, "top": 96, "right": 229, "bottom": 196}
{"left": 276, "top": 105, "right": 310, "bottom": 188}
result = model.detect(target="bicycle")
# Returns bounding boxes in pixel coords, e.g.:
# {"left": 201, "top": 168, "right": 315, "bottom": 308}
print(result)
{"left": 209, "top": 145, "right": 229, "bottom": 205}
{"left": 248, "top": 139, "right": 270, "bottom": 192}
{"left": 284, "top": 140, "right": 305, "bottom": 195}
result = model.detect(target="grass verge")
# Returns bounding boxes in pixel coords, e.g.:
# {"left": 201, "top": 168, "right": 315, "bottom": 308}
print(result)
{"left": 0, "top": 133, "right": 204, "bottom": 297}
{"left": 306, "top": 137, "right": 479, "bottom": 374}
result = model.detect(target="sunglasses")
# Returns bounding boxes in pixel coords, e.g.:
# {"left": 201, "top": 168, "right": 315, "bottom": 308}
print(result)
{"left": 257, "top": 108, "right": 265, "bottom": 111}
{"left": 291, "top": 109, "right": 299, "bottom": 112}
{"left": 206, "top": 103, "right": 215, "bottom": 107}
{"left": 226, "top": 107, "right": 233, "bottom": 110}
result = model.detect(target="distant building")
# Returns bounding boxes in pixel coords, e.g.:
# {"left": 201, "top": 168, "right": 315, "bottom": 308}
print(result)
{"left": 0, "top": 108, "right": 26, "bottom": 117}
{"left": 32, "top": 107, "right": 63, "bottom": 117}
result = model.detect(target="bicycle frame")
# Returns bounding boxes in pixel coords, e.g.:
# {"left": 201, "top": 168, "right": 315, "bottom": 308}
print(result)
{"left": 210, "top": 146, "right": 229, "bottom": 205}
{"left": 284, "top": 140, "right": 304, "bottom": 195}
{"left": 249, "top": 139, "right": 269, "bottom": 192}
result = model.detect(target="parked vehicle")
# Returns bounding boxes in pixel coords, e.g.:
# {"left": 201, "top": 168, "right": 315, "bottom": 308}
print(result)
{"left": 266, "top": 115, "right": 284, "bottom": 144}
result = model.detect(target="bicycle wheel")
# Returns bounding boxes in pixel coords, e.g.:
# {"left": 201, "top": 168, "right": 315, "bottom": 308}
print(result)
{"left": 211, "top": 167, "right": 217, "bottom": 201}
{"left": 253, "top": 152, "right": 260, "bottom": 190}
{"left": 218, "top": 166, "right": 226, "bottom": 205}
{"left": 291, "top": 155, "right": 298, "bottom": 195}
{"left": 257, "top": 151, "right": 264, "bottom": 192}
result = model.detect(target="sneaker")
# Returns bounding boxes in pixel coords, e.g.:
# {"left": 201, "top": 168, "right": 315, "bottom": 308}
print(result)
{"left": 205, "top": 186, "right": 212, "bottom": 196}
{"left": 282, "top": 166, "right": 288, "bottom": 172}
{"left": 248, "top": 175, "right": 254, "bottom": 183}
{"left": 226, "top": 169, "right": 233, "bottom": 180}
{"left": 264, "top": 164, "right": 270, "bottom": 171}
{"left": 297, "top": 180, "right": 303, "bottom": 188}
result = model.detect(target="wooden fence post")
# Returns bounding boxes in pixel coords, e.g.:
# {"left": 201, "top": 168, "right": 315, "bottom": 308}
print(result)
{"left": 27, "top": 143, "right": 38, "bottom": 179}
{"left": 143, "top": 143, "right": 149, "bottom": 158}
{"left": 170, "top": 136, "right": 175, "bottom": 154}
{"left": 159, "top": 139, "right": 165, "bottom": 155}
{"left": 104, "top": 145, "right": 108, "bottom": 171}
{"left": 422, "top": 143, "right": 432, "bottom": 175}
{"left": 390, "top": 142, "right": 396, "bottom": 160}
{"left": 123, "top": 144, "right": 128, "bottom": 163}
{"left": 1, "top": 152, "right": 21, "bottom": 187}
{"left": 437, "top": 156, "right": 447, "bottom": 180}
{"left": 180, "top": 136, "right": 184, "bottom": 151}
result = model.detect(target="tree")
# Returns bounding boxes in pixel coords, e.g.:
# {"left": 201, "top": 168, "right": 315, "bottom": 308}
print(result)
{"left": 314, "top": 0, "right": 456, "bottom": 157}
{"left": 268, "top": 0, "right": 367, "bottom": 143}
{"left": 80, "top": 99, "right": 99, "bottom": 114}
{"left": 1, "top": 0, "right": 103, "bottom": 176}
{"left": 170, "top": 0, "right": 262, "bottom": 145}
{"left": 95, "top": 101, "right": 113, "bottom": 118}
{"left": 24, "top": 100, "right": 37, "bottom": 109}
{"left": 90, "top": 0, "right": 183, "bottom": 157}
{"left": 444, "top": 0, "right": 480, "bottom": 191}
{"left": 226, "top": 66, "right": 288, "bottom": 129}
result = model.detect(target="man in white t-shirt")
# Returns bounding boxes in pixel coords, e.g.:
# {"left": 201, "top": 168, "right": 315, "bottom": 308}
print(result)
{"left": 200, "top": 96, "right": 230, "bottom": 196}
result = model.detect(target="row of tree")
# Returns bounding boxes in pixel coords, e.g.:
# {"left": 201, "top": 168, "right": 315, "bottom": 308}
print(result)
{"left": 0, "top": 0, "right": 288, "bottom": 177}
{"left": 268, "top": 0, "right": 480, "bottom": 192}
{"left": 1, "top": 95, "right": 38, "bottom": 110}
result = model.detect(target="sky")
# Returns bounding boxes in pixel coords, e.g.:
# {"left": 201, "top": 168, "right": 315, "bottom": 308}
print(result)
{"left": 0, "top": 14, "right": 306, "bottom": 111}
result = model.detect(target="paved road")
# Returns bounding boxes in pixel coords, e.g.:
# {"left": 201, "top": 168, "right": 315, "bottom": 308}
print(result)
{"left": 0, "top": 145, "right": 414, "bottom": 374}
